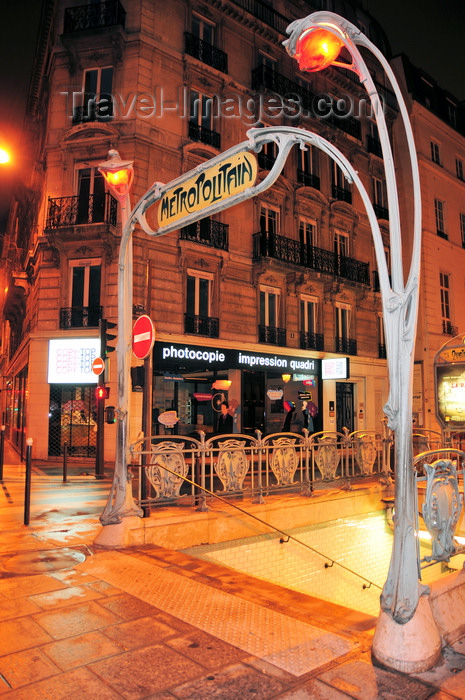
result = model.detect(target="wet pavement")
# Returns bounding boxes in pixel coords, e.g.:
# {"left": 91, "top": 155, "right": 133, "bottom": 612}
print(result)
{"left": 0, "top": 442, "right": 464, "bottom": 698}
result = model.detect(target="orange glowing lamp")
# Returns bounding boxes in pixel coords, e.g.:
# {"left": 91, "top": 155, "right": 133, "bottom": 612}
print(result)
{"left": 98, "top": 149, "right": 134, "bottom": 202}
{"left": 0, "top": 148, "right": 11, "bottom": 164}
{"left": 295, "top": 27, "right": 343, "bottom": 72}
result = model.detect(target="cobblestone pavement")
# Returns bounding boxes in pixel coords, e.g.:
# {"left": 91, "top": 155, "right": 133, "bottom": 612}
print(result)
{"left": 0, "top": 442, "right": 464, "bottom": 698}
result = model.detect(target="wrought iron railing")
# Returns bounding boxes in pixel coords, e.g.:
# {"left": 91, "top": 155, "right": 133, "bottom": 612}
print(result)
{"left": 300, "top": 331, "right": 325, "bottom": 351}
{"left": 335, "top": 336, "right": 357, "bottom": 355}
{"left": 374, "top": 203, "right": 389, "bottom": 220}
{"left": 184, "top": 32, "right": 228, "bottom": 73}
{"left": 130, "top": 429, "right": 392, "bottom": 508}
{"left": 442, "top": 320, "right": 458, "bottom": 336}
{"left": 185, "top": 313, "right": 219, "bottom": 338}
{"left": 60, "top": 306, "right": 102, "bottom": 329}
{"left": 326, "top": 112, "right": 361, "bottom": 140}
{"left": 188, "top": 121, "right": 221, "bottom": 149}
{"left": 180, "top": 220, "right": 229, "bottom": 250}
{"left": 45, "top": 193, "right": 117, "bottom": 229}
{"left": 258, "top": 325, "right": 286, "bottom": 345}
{"left": 252, "top": 65, "right": 314, "bottom": 112}
{"left": 296, "top": 169, "right": 320, "bottom": 189}
{"left": 64, "top": 0, "right": 126, "bottom": 32}
{"left": 230, "top": 0, "right": 290, "bottom": 35}
{"left": 253, "top": 231, "right": 370, "bottom": 285}
{"left": 332, "top": 184, "right": 352, "bottom": 204}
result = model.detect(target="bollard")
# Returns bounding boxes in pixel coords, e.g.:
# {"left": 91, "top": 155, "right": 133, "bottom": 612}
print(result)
{"left": 24, "top": 438, "right": 33, "bottom": 526}
{"left": 63, "top": 441, "right": 68, "bottom": 483}
{"left": 0, "top": 425, "right": 5, "bottom": 482}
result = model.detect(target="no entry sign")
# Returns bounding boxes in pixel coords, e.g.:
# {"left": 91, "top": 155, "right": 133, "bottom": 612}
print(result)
{"left": 132, "top": 315, "right": 155, "bottom": 360}
{"left": 92, "top": 357, "right": 105, "bottom": 375}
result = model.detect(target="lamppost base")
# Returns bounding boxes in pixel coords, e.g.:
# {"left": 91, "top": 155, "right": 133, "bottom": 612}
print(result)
{"left": 372, "top": 595, "right": 441, "bottom": 673}
{"left": 93, "top": 515, "right": 142, "bottom": 549}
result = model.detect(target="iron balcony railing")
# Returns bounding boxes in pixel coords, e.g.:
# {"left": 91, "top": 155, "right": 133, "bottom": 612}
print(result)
{"left": 64, "top": 0, "right": 126, "bottom": 33}
{"left": 374, "top": 203, "right": 389, "bottom": 220}
{"left": 326, "top": 112, "right": 362, "bottom": 140}
{"left": 184, "top": 32, "right": 228, "bottom": 74}
{"left": 180, "top": 220, "right": 229, "bottom": 250}
{"left": 230, "top": 0, "right": 290, "bottom": 35}
{"left": 72, "top": 100, "right": 113, "bottom": 124}
{"left": 442, "top": 320, "right": 458, "bottom": 336}
{"left": 185, "top": 313, "right": 219, "bottom": 338}
{"left": 253, "top": 231, "right": 370, "bottom": 286}
{"left": 258, "top": 325, "right": 286, "bottom": 346}
{"left": 335, "top": 336, "right": 357, "bottom": 355}
{"left": 252, "top": 65, "right": 315, "bottom": 112}
{"left": 60, "top": 306, "right": 102, "bottom": 329}
{"left": 332, "top": 184, "right": 352, "bottom": 204}
{"left": 300, "top": 331, "right": 325, "bottom": 351}
{"left": 45, "top": 193, "right": 117, "bottom": 229}
{"left": 188, "top": 121, "right": 221, "bottom": 149}
{"left": 297, "top": 169, "right": 320, "bottom": 190}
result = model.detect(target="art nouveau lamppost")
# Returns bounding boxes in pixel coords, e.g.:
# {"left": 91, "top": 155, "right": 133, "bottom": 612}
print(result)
{"left": 283, "top": 13, "right": 438, "bottom": 672}
{"left": 98, "top": 150, "right": 143, "bottom": 524}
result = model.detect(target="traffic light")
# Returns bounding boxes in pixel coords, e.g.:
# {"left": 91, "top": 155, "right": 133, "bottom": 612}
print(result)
{"left": 99, "top": 318, "right": 117, "bottom": 357}
{"left": 105, "top": 405, "right": 116, "bottom": 424}
{"left": 95, "top": 385, "right": 110, "bottom": 401}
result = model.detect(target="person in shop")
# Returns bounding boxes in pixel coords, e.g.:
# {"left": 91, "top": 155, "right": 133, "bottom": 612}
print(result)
{"left": 216, "top": 401, "right": 233, "bottom": 434}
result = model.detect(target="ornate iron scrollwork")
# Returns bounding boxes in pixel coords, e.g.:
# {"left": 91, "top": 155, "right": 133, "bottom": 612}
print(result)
{"left": 316, "top": 435, "right": 340, "bottom": 480}
{"left": 146, "top": 442, "right": 188, "bottom": 498}
{"left": 270, "top": 437, "right": 299, "bottom": 485}
{"left": 421, "top": 459, "right": 463, "bottom": 562}
{"left": 214, "top": 439, "right": 249, "bottom": 492}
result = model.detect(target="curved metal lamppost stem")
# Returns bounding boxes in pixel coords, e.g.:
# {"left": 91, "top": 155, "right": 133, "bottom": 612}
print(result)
{"left": 284, "top": 12, "right": 423, "bottom": 624}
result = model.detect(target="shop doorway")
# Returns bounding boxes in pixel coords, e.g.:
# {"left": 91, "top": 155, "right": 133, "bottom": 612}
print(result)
{"left": 48, "top": 385, "right": 97, "bottom": 457}
{"left": 336, "top": 382, "right": 354, "bottom": 434}
{"left": 243, "top": 371, "right": 265, "bottom": 435}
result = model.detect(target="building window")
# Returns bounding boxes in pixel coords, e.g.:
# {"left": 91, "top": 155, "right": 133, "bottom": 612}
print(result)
{"left": 447, "top": 99, "right": 457, "bottom": 129}
{"left": 456, "top": 158, "right": 464, "bottom": 181}
{"left": 189, "top": 89, "right": 220, "bottom": 148}
{"left": 461, "top": 213, "right": 465, "bottom": 248}
{"left": 334, "top": 230, "right": 349, "bottom": 257}
{"left": 73, "top": 67, "right": 113, "bottom": 123}
{"left": 440, "top": 272, "right": 452, "bottom": 334}
{"left": 259, "top": 52, "right": 276, "bottom": 71}
{"left": 299, "top": 218, "right": 316, "bottom": 247}
{"left": 258, "top": 140, "right": 277, "bottom": 170}
{"left": 299, "top": 295, "right": 323, "bottom": 350}
{"left": 260, "top": 286, "right": 279, "bottom": 328}
{"left": 185, "top": 270, "right": 218, "bottom": 337}
{"left": 76, "top": 166, "right": 106, "bottom": 224}
{"left": 332, "top": 162, "right": 351, "bottom": 203}
{"left": 430, "top": 141, "right": 441, "bottom": 165}
{"left": 297, "top": 145, "right": 320, "bottom": 188}
{"left": 435, "top": 198, "right": 447, "bottom": 238}
{"left": 260, "top": 204, "right": 280, "bottom": 234}
{"left": 192, "top": 13, "right": 215, "bottom": 44}
{"left": 335, "top": 303, "right": 356, "bottom": 353}
{"left": 63, "top": 258, "right": 101, "bottom": 328}
{"left": 373, "top": 177, "right": 388, "bottom": 219}
{"left": 378, "top": 314, "right": 386, "bottom": 358}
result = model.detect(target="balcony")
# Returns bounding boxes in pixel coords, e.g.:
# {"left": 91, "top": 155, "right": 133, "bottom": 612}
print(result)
{"left": 326, "top": 113, "right": 361, "bottom": 140}
{"left": 188, "top": 121, "right": 221, "bottom": 149}
{"left": 335, "top": 337, "right": 357, "bottom": 355}
{"left": 374, "top": 203, "right": 389, "bottom": 220}
{"left": 251, "top": 65, "right": 314, "bottom": 112}
{"left": 45, "top": 193, "right": 117, "bottom": 229}
{"left": 60, "top": 306, "right": 102, "bottom": 329}
{"left": 253, "top": 231, "right": 370, "bottom": 286}
{"left": 230, "top": 0, "right": 289, "bottom": 35}
{"left": 72, "top": 100, "right": 113, "bottom": 124}
{"left": 180, "top": 220, "right": 228, "bottom": 250}
{"left": 259, "top": 325, "right": 286, "bottom": 346}
{"left": 185, "top": 32, "right": 228, "bottom": 74}
{"left": 332, "top": 184, "right": 352, "bottom": 204}
{"left": 185, "top": 313, "right": 219, "bottom": 338}
{"left": 297, "top": 169, "right": 320, "bottom": 190}
{"left": 64, "top": 0, "right": 126, "bottom": 33}
{"left": 442, "top": 320, "right": 458, "bottom": 336}
{"left": 300, "top": 331, "right": 325, "bottom": 351}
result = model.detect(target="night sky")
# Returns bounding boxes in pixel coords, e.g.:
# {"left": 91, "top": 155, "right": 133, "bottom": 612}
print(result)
{"left": 0, "top": 0, "right": 464, "bottom": 223}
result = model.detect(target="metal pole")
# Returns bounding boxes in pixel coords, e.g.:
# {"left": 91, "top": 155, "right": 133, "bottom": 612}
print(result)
{"left": 24, "top": 438, "right": 33, "bottom": 526}
{"left": 63, "top": 440, "right": 68, "bottom": 483}
{"left": 0, "top": 425, "right": 5, "bottom": 482}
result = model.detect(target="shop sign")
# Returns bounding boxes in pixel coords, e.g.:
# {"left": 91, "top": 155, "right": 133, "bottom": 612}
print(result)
{"left": 298, "top": 392, "right": 312, "bottom": 400}
{"left": 158, "top": 410, "right": 179, "bottom": 427}
{"left": 321, "top": 357, "right": 350, "bottom": 380}
{"left": 157, "top": 151, "right": 257, "bottom": 228}
{"left": 48, "top": 338, "right": 100, "bottom": 384}
{"left": 267, "top": 389, "right": 284, "bottom": 400}
{"left": 193, "top": 393, "right": 213, "bottom": 401}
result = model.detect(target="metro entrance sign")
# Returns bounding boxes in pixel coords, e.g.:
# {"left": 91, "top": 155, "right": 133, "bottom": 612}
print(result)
{"left": 132, "top": 315, "right": 155, "bottom": 360}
